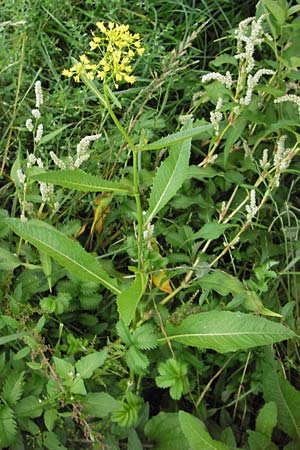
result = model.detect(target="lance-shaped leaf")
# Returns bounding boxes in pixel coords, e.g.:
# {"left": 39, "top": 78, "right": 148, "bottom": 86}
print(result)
{"left": 5, "top": 218, "right": 120, "bottom": 295}
{"left": 163, "top": 311, "right": 294, "bottom": 353}
{"left": 146, "top": 120, "right": 193, "bottom": 225}
{"left": 31, "top": 169, "right": 132, "bottom": 195}
{"left": 139, "top": 123, "right": 212, "bottom": 151}
{"left": 117, "top": 272, "right": 147, "bottom": 325}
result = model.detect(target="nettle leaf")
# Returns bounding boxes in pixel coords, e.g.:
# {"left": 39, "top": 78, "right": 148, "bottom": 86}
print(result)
{"left": 5, "top": 218, "right": 120, "bottom": 295}
{"left": 14, "top": 395, "right": 43, "bottom": 419}
{"left": 75, "top": 348, "right": 108, "bottom": 379}
{"left": 0, "top": 405, "right": 17, "bottom": 448}
{"left": 179, "top": 411, "right": 230, "bottom": 450}
{"left": 2, "top": 371, "right": 24, "bottom": 407}
{"left": 131, "top": 324, "right": 158, "bottom": 350}
{"left": 116, "top": 320, "right": 133, "bottom": 346}
{"left": 117, "top": 272, "right": 147, "bottom": 325}
{"left": 164, "top": 311, "right": 295, "bottom": 353}
{"left": 31, "top": 169, "right": 132, "bottom": 195}
{"left": 126, "top": 346, "right": 149, "bottom": 373}
{"left": 139, "top": 122, "right": 212, "bottom": 151}
{"left": 146, "top": 119, "right": 193, "bottom": 225}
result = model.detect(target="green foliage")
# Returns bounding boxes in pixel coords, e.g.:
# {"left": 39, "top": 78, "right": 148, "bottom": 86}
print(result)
{"left": 155, "top": 358, "right": 189, "bottom": 400}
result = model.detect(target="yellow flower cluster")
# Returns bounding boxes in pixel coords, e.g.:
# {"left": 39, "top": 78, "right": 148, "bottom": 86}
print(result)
{"left": 62, "top": 22, "right": 144, "bottom": 88}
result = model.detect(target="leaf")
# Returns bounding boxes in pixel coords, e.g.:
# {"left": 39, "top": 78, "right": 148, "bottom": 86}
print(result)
{"left": 139, "top": 123, "right": 212, "bottom": 151}
{"left": 164, "top": 311, "right": 295, "bottom": 353}
{"left": 0, "top": 405, "right": 17, "bottom": 448}
{"left": 0, "top": 248, "right": 21, "bottom": 270}
{"left": 179, "top": 411, "right": 230, "bottom": 450}
{"left": 5, "top": 218, "right": 120, "bottom": 295}
{"left": 2, "top": 372, "right": 24, "bottom": 407}
{"left": 256, "top": 402, "right": 277, "bottom": 439}
{"left": 75, "top": 348, "right": 108, "bottom": 379}
{"left": 81, "top": 392, "right": 121, "bottom": 418}
{"left": 40, "top": 124, "right": 72, "bottom": 145}
{"left": 0, "top": 333, "right": 26, "bottom": 346}
{"left": 144, "top": 412, "right": 191, "bottom": 450}
{"left": 53, "top": 357, "right": 74, "bottom": 380}
{"left": 146, "top": 120, "right": 193, "bottom": 225}
{"left": 223, "top": 115, "right": 247, "bottom": 166}
{"left": 31, "top": 169, "right": 131, "bottom": 195}
{"left": 117, "top": 272, "right": 147, "bottom": 325}
{"left": 43, "top": 431, "right": 67, "bottom": 450}
{"left": 152, "top": 270, "right": 173, "bottom": 294}
{"left": 247, "top": 431, "right": 277, "bottom": 450}
{"left": 44, "top": 409, "right": 58, "bottom": 432}
{"left": 156, "top": 359, "right": 189, "bottom": 400}
{"left": 132, "top": 324, "right": 158, "bottom": 350}
{"left": 126, "top": 346, "right": 149, "bottom": 372}
{"left": 14, "top": 395, "right": 43, "bottom": 419}
{"left": 262, "top": 350, "right": 300, "bottom": 439}
{"left": 264, "top": 0, "right": 287, "bottom": 25}
{"left": 194, "top": 222, "right": 233, "bottom": 240}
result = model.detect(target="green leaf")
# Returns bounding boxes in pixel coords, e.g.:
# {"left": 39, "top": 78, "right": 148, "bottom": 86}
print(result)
{"left": 75, "top": 348, "right": 108, "bottom": 379}
{"left": 144, "top": 412, "right": 191, "bottom": 450}
{"left": 14, "top": 395, "right": 43, "bottom": 418}
{"left": 256, "top": 402, "right": 277, "bottom": 439}
{"left": 128, "top": 428, "right": 143, "bottom": 450}
{"left": 247, "top": 430, "right": 277, "bottom": 450}
{"left": 156, "top": 359, "right": 189, "bottom": 400}
{"left": 44, "top": 409, "right": 58, "bottom": 432}
{"left": 0, "top": 405, "right": 17, "bottom": 448}
{"left": 139, "top": 122, "right": 212, "bottom": 151}
{"left": 81, "top": 392, "right": 121, "bottom": 418}
{"left": 0, "top": 333, "right": 26, "bottom": 346}
{"left": 68, "top": 377, "right": 86, "bottom": 395}
{"left": 179, "top": 411, "right": 230, "bottom": 450}
{"left": 223, "top": 115, "right": 247, "bottom": 166}
{"left": 117, "top": 272, "right": 147, "bottom": 325}
{"left": 126, "top": 346, "right": 149, "bottom": 372}
{"left": 0, "top": 248, "right": 21, "bottom": 270}
{"left": 195, "top": 222, "right": 233, "bottom": 240}
{"left": 2, "top": 372, "right": 24, "bottom": 407}
{"left": 5, "top": 218, "right": 120, "bottom": 295}
{"left": 164, "top": 311, "right": 295, "bottom": 353}
{"left": 264, "top": 0, "right": 287, "bottom": 25}
{"left": 198, "top": 270, "right": 244, "bottom": 296}
{"left": 146, "top": 120, "right": 193, "bottom": 225}
{"left": 31, "top": 169, "right": 132, "bottom": 195}
{"left": 40, "top": 124, "right": 72, "bottom": 145}
{"left": 263, "top": 351, "right": 300, "bottom": 439}
{"left": 131, "top": 324, "right": 158, "bottom": 350}
{"left": 53, "top": 357, "right": 74, "bottom": 380}
{"left": 43, "top": 431, "right": 67, "bottom": 450}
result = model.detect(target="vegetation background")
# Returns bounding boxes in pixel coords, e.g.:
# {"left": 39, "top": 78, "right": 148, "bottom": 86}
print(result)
{"left": 1, "top": 0, "right": 300, "bottom": 449}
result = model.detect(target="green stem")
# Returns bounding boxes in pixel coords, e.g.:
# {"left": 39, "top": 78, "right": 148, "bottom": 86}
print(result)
{"left": 103, "top": 83, "right": 144, "bottom": 270}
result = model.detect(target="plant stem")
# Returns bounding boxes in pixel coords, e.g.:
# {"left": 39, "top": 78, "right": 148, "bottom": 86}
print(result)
{"left": 103, "top": 83, "right": 144, "bottom": 270}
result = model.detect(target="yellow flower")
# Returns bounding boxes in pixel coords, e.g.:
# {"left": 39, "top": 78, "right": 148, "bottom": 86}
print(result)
{"left": 62, "top": 21, "right": 144, "bottom": 88}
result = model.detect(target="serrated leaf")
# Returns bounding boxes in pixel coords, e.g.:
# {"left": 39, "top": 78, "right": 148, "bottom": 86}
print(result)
{"left": 117, "top": 272, "right": 147, "bottom": 325}
{"left": 5, "top": 218, "right": 120, "bottom": 295}
{"left": 140, "top": 123, "right": 212, "bottom": 151}
{"left": 81, "top": 392, "right": 121, "bottom": 418}
{"left": 14, "top": 395, "right": 43, "bottom": 419}
{"left": 132, "top": 324, "right": 158, "bottom": 350}
{"left": 75, "top": 349, "right": 108, "bottom": 379}
{"left": 263, "top": 351, "right": 300, "bottom": 439}
{"left": 256, "top": 402, "right": 277, "bottom": 439}
{"left": 126, "top": 346, "right": 149, "bottom": 371}
{"left": 146, "top": 120, "right": 193, "bottom": 225}
{"left": 179, "top": 411, "right": 230, "bottom": 450}
{"left": 2, "top": 371, "right": 24, "bottom": 407}
{"left": 31, "top": 169, "right": 131, "bottom": 195}
{"left": 144, "top": 412, "right": 191, "bottom": 450}
{"left": 164, "top": 311, "right": 295, "bottom": 353}
{"left": 116, "top": 320, "right": 132, "bottom": 346}
{"left": 0, "top": 405, "right": 17, "bottom": 448}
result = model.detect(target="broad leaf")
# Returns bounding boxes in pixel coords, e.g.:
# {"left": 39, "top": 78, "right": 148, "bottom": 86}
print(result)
{"left": 263, "top": 350, "right": 300, "bottom": 440}
{"left": 75, "top": 348, "right": 108, "bottom": 379}
{"left": 53, "top": 357, "right": 74, "bottom": 380}
{"left": 31, "top": 169, "right": 132, "bottom": 195}
{"left": 146, "top": 120, "right": 193, "bottom": 225}
{"left": 139, "top": 123, "right": 212, "bottom": 151}
{"left": 163, "top": 311, "right": 294, "bottom": 353}
{"left": 144, "top": 412, "right": 191, "bottom": 450}
{"left": 117, "top": 272, "right": 147, "bottom": 325}
{"left": 256, "top": 402, "right": 277, "bottom": 439}
{"left": 179, "top": 411, "right": 230, "bottom": 450}
{"left": 194, "top": 222, "right": 233, "bottom": 240}
{"left": 0, "top": 248, "right": 21, "bottom": 270}
{"left": 0, "top": 405, "right": 17, "bottom": 448}
{"left": 14, "top": 395, "right": 43, "bottom": 419}
{"left": 2, "top": 372, "right": 24, "bottom": 407}
{"left": 81, "top": 392, "right": 121, "bottom": 418}
{"left": 5, "top": 218, "right": 120, "bottom": 294}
